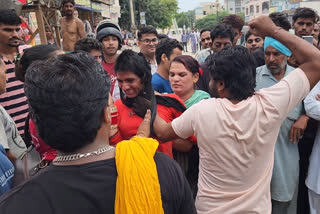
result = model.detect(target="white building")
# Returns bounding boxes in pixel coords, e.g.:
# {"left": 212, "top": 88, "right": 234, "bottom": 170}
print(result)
{"left": 195, "top": 1, "right": 224, "bottom": 20}
{"left": 245, "top": 0, "right": 270, "bottom": 22}
{"left": 224, "top": 0, "right": 246, "bottom": 14}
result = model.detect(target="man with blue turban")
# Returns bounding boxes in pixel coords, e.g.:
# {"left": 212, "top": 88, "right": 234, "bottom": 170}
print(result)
{"left": 255, "top": 37, "right": 304, "bottom": 214}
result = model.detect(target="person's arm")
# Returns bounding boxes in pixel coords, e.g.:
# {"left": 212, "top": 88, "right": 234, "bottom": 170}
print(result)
{"left": 249, "top": 16, "right": 320, "bottom": 89}
{"left": 153, "top": 114, "right": 179, "bottom": 142}
{"left": 173, "top": 139, "right": 193, "bottom": 152}
{"left": 77, "top": 19, "right": 86, "bottom": 39}
{"left": 304, "top": 82, "right": 320, "bottom": 120}
{"left": 289, "top": 114, "right": 309, "bottom": 143}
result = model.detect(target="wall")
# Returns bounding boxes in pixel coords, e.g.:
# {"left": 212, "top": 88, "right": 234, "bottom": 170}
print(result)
{"left": 224, "top": 0, "right": 245, "bottom": 14}
{"left": 245, "top": 0, "right": 270, "bottom": 22}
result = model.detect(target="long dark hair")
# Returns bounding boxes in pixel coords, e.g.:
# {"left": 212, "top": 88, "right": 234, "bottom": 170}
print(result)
{"left": 114, "top": 50, "right": 153, "bottom": 107}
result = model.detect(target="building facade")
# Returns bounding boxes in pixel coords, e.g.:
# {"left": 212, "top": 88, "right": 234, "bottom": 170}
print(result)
{"left": 195, "top": 1, "right": 224, "bottom": 20}
{"left": 75, "top": 0, "right": 120, "bottom": 25}
{"left": 224, "top": 0, "right": 246, "bottom": 14}
{"left": 245, "top": 0, "right": 270, "bottom": 22}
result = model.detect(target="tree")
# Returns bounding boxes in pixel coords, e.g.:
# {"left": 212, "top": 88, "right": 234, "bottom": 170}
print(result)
{"left": 175, "top": 10, "right": 195, "bottom": 29}
{"left": 194, "top": 11, "right": 229, "bottom": 30}
{"left": 238, "top": 12, "right": 245, "bottom": 20}
{"left": 119, "top": 0, "right": 178, "bottom": 30}
{"left": 119, "top": 0, "right": 131, "bottom": 30}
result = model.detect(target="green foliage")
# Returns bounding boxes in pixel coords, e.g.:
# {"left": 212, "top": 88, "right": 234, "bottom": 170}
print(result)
{"left": 194, "top": 11, "right": 229, "bottom": 30}
{"left": 175, "top": 10, "right": 195, "bottom": 29}
{"left": 238, "top": 12, "right": 245, "bottom": 20}
{"left": 119, "top": 0, "right": 178, "bottom": 30}
{"left": 119, "top": 0, "right": 131, "bottom": 30}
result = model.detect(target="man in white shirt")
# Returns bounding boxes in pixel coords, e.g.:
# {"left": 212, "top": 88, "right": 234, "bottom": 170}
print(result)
{"left": 304, "top": 82, "right": 320, "bottom": 214}
{"left": 152, "top": 16, "right": 320, "bottom": 213}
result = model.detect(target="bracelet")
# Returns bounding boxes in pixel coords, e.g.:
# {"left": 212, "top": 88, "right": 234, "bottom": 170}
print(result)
{"left": 110, "top": 105, "right": 118, "bottom": 127}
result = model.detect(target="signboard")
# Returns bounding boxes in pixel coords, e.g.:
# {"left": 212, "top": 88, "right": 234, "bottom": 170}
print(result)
{"left": 140, "top": 11, "right": 146, "bottom": 25}
{"left": 140, "top": 20, "right": 146, "bottom": 24}
{"left": 269, "top": 7, "right": 276, "bottom": 13}
{"left": 75, "top": 0, "right": 90, "bottom": 7}
{"left": 92, "top": 2, "right": 101, "bottom": 11}
{"left": 101, "top": 4, "right": 110, "bottom": 17}
{"left": 99, "top": 0, "right": 111, "bottom": 4}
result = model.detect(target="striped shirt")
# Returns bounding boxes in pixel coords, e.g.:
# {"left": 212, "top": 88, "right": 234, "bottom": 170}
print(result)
{"left": 0, "top": 58, "right": 28, "bottom": 135}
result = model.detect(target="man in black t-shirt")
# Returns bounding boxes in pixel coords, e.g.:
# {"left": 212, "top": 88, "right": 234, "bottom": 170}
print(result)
{"left": 0, "top": 52, "right": 195, "bottom": 214}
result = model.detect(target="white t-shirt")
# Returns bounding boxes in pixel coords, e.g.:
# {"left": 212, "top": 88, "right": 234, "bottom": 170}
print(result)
{"left": 172, "top": 68, "right": 310, "bottom": 214}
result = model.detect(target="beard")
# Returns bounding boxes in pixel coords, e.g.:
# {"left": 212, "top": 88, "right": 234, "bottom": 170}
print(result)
{"left": 267, "top": 58, "right": 287, "bottom": 76}
{"left": 8, "top": 38, "right": 20, "bottom": 47}
{"left": 267, "top": 64, "right": 282, "bottom": 75}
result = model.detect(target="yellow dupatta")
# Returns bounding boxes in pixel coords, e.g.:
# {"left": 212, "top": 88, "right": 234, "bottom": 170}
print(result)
{"left": 115, "top": 136, "right": 164, "bottom": 214}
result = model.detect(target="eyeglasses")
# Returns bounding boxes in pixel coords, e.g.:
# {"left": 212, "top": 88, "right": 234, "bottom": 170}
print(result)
{"left": 140, "top": 38, "right": 158, "bottom": 45}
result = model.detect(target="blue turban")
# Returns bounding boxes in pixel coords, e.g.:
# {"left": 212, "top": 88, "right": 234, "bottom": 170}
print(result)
{"left": 264, "top": 37, "right": 292, "bottom": 57}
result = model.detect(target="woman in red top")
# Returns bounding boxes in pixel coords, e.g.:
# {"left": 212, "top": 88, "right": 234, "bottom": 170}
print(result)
{"left": 110, "top": 50, "right": 186, "bottom": 158}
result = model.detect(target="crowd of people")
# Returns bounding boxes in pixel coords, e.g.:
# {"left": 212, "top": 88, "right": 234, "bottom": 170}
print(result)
{"left": 0, "top": 0, "right": 319, "bottom": 213}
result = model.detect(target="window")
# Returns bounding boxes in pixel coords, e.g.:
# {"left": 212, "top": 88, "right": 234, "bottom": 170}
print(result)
{"left": 235, "top": 7, "right": 241, "bottom": 14}
{"left": 256, "top": 5, "right": 259, "bottom": 13}
{"left": 262, "top": 1, "right": 269, "bottom": 14}
{"left": 230, "top": 7, "right": 233, "bottom": 11}
{"left": 249, "top": 5, "right": 254, "bottom": 15}
{"left": 203, "top": 11, "right": 206, "bottom": 15}
{"left": 235, "top": 0, "right": 241, "bottom": 6}
{"left": 246, "top": 8, "right": 248, "bottom": 15}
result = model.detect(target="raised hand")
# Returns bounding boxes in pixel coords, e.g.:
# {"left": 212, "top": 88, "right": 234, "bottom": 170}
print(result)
{"left": 136, "top": 109, "right": 151, "bottom": 138}
{"left": 249, "top": 16, "right": 278, "bottom": 38}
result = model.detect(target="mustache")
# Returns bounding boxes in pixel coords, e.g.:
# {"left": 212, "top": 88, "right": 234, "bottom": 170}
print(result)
{"left": 267, "top": 63, "right": 279, "bottom": 67}
{"left": 9, "top": 37, "right": 20, "bottom": 41}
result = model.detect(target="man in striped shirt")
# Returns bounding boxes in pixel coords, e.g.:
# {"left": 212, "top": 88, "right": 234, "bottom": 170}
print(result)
{"left": 0, "top": 10, "right": 29, "bottom": 137}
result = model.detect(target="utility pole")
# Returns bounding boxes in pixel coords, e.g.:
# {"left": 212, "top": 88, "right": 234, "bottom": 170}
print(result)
{"left": 129, "top": 0, "right": 135, "bottom": 28}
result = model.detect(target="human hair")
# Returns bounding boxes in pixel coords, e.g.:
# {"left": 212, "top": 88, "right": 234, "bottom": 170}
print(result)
{"left": 200, "top": 28, "right": 211, "bottom": 36}
{"left": 0, "top": 9, "right": 21, "bottom": 26}
{"left": 222, "top": 14, "right": 245, "bottom": 32}
{"left": 155, "top": 38, "right": 183, "bottom": 65}
{"left": 206, "top": 46, "right": 256, "bottom": 100}
{"left": 15, "top": 45, "right": 59, "bottom": 82}
{"left": 138, "top": 25, "right": 158, "bottom": 40}
{"left": 171, "top": 55, "right": 200, "bottom": 75}
{"left": 211, "top": 24, "right": 234, "bottom": 43}
{"left": 62, "top": 0, "right": 75, "bottom": 6}
{"left": 269, "top": 12, "right": 291, "bottom": 31}
{"left": 157, "top": 34, "right": 168, "bottom": 40}
{"left": 251, "top": 48, "right": 265, "bottom": 67}
{"left": 24, "top": 52, "right": 110, "bottom": 153}
{"left": 245, "top": 31, "right": 251, "bottom": 41}
{"left": 115, "top": 50, "right": 151, "bottom": 84}
{"left": 74, "top": 38, "right": 102, "bottom": 53}
{"left": 293, "top": 7, "right": 317, "bottom": 23}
